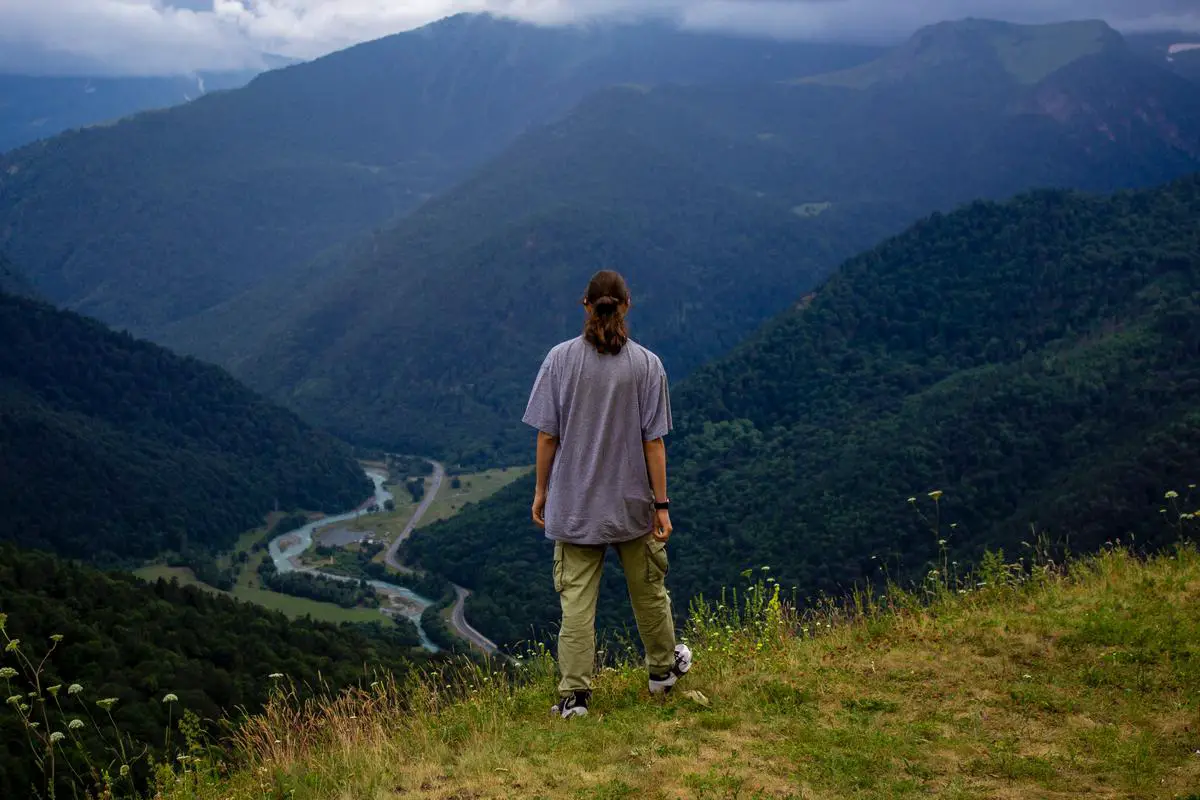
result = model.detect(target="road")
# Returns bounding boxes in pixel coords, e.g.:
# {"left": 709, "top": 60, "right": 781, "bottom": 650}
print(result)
{"left": 451, "top": 585, "right": 499, "bottom": 655}
{"left": 383, "top": 459, "right": 445, "bottom": 574}
{"left": 383, "top": 459, "right": 499, "bottom": 656}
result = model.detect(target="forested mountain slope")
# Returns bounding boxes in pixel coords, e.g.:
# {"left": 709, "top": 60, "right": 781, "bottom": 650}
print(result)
{"left": 0, "top": 252, "right": 34, "bottom": 297}
{"left": 0, "top": 70, "right": 261, "bottom": 153}
{"left": 0, "top": 292, "right": 369, "bottom": 562}
{"left": 177, "top": 19, "right": 1200, "bottom": 465}
{"left": 406, "top": 175, "right": 1200, "bottom": 646}
{"left": 0, "top": 14, "right": 879, "bottom": 334}
{"left": 0, "top": 544, "right": 427, "bottom": 797}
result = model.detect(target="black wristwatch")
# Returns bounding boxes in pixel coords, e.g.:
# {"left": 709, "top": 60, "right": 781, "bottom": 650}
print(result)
{"left": 653, "top": 499, "right": 670, "bottom": 511}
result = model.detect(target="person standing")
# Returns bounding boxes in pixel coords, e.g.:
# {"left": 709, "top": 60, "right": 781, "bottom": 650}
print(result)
{"left": 523, "top": 270, "right": 692, "bottom": 720}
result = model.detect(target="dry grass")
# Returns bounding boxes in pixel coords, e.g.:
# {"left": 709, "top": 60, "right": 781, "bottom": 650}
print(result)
{"left": 156, "top": 545, "right": 1200, "bottom": 800}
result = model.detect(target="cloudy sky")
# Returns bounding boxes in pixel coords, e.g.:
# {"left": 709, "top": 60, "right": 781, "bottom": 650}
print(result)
{"left": 2, "top": 0, "right": 1198, "bottom": 76}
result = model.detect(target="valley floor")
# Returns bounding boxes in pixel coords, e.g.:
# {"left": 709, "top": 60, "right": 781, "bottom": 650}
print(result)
{"left": 158, "top": 545, "right": 1200, "bottom": 800}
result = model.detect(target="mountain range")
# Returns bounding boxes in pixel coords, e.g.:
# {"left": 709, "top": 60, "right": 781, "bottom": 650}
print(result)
{"left": 167, "top": 18, "right": 1200, "bottom": 464}
{"left": 0, "top": 15, "right": 881, "bottom": 334}
{"left": 406, "top": 175, "right": 1200, "bottom": 645}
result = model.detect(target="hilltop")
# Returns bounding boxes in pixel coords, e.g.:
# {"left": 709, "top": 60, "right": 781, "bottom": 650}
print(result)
{"left": 131, "top": 543, "right": 1200, "bottom": 799}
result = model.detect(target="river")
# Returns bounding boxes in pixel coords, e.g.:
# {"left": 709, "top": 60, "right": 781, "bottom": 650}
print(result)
{"left": 267, "top": 469, "right": 440, "bottom": 652}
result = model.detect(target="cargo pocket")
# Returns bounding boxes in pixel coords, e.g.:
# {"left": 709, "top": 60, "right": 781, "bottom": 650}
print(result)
{"left": 553, "top": 541, "right": 565, "bottom": 594}
{"left": 645, "top": 539, "right": 669, "bottom": 584}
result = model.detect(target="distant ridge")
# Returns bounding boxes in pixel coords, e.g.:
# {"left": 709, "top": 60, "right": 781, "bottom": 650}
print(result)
{"left": 803, "top": 18, "right": 1124, "bottom": 87}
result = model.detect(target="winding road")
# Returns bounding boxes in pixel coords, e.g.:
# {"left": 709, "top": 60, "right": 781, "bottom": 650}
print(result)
{"left": 383, "top": 460, "right": 499, "bottom": 656}
{"left": 383, "top": 460, "right": 445, "bottom": 574}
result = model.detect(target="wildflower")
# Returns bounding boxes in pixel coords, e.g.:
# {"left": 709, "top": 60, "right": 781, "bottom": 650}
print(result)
{"left": 50, "top": 731, "right": 64, "bottom": 744}
{"left": 162, "top": 694, "right": 178, "bottom": 704}
{"left": 6, "top": 695, "right": 21, "bottom": 706}
{"left": 119, "top": 765, "right": 130, "bottom": 778}
{"left": 68, "top": 719, "right": 84, "bottom": 730}
{"left": 67, "top": 684, "right": 82, "bottom": 695}
{"left": 5, "top": 639, "right": 20, "bottom": 653}
{"left": 929, "top": 490, "right": 944, "bottom": 501}
{"left": 1166, "top": 490, "right": 1180, "bottom": 500}
{"left": 761, "top": 566, "right": 770, "bottom": 572}
{"left": 0, "top": 667, "right": 17, "bottom": 680}
{"left": 268, "top": 673, "right": 284, "bottom": 680}
{"left": 47, "top": 685, "right": 61, "bottom": 697}
{"left": 96, "top": 697, "right": 119, "bottom": 711}
{"left": 50, "top": 634, "right": 63, "bottom": 643}
{"left": 907, "top": 497, "right": 916, "bottom": 504}
{"left": 938, "top": 539, "right": 947, "bottom": 546}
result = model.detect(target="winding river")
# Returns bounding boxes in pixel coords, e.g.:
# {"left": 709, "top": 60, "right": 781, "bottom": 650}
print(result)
{"left": 267, "top": 470, "right": 440, "bottom": 652}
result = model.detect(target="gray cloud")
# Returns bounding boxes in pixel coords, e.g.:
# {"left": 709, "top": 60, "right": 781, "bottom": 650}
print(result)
{"left": 2, "top": 0, "right": 1198, "bottom": 76}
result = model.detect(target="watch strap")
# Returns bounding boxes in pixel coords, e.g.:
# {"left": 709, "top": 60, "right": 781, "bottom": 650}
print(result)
{"left": 653, "top": 500, "right": 670, "bottom": 511}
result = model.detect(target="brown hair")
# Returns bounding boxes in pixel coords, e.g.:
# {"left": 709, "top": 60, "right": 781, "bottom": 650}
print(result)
{"left": 582, "top": 270, "right": 630, "bottom": 355}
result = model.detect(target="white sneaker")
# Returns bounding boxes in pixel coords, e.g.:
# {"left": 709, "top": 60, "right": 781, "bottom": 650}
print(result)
{"left": 550, "top": 691, "right": 590, "bottom": 719}
{"left": 648, "top": 643, "right": 693, "bottom": 695}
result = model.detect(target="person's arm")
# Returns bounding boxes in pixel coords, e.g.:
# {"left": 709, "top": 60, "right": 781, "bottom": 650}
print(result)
{"left": 643, "top": 438, "right": 673, "bottom": 542}
{"left": 532, "top": 431, "right": 559, "bottom": 529}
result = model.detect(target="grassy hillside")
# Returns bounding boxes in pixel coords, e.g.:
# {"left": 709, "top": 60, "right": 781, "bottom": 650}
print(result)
{"left": 0, "top": 292, "right": 369, "bottom": 562}
{"left": 0, "top": 15, "right": 878, "bottom": 334}
{"left": 127, "top": 542, "right": 1200, "bottom": 799}
{"left": 175, "top": 20, "right": 1200, "bottom": 466}
{"left": 405, "top": 175, "right": 1200, "bottom": 646}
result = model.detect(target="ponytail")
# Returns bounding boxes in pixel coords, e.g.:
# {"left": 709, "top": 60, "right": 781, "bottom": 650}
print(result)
{"left": 582, "top": 272, "right": 631, "bottom": 355}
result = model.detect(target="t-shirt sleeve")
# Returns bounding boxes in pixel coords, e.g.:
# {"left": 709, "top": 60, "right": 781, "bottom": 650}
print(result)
{"left": 522, "top": 352, "right": 559, "bottom": 437}
{"left": 640, "top": 357, "right": 673, "bottom": 441}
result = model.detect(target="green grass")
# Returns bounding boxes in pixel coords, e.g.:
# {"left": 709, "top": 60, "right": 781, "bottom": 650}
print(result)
{"left": 152, "top": 544, "right": 1200, "bottom": 800}
{"left": 132, "top": 565, "right": 218, "bottom": 593}
{"left": 226, "top": 585, "right": 390, "bottom": 625}
{"left": 417, "top": 466, "right": 532, "bottom": 529}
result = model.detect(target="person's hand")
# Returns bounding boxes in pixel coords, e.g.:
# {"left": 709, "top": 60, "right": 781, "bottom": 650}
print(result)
{"left": 653, "top": 509, "right": 673, "bottom": 543}
{"left": 532, "top": 490, "right": 547, "bottom": 529}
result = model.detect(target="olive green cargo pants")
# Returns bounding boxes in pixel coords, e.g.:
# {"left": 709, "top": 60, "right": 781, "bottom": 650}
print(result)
{"left": 553, "top": 534, "right": 677, "bottom": 696}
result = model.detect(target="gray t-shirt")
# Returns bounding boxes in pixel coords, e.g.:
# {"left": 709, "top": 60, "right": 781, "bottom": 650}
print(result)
{"left": 522, "top": 336, "right": 672, "bottom": 545}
